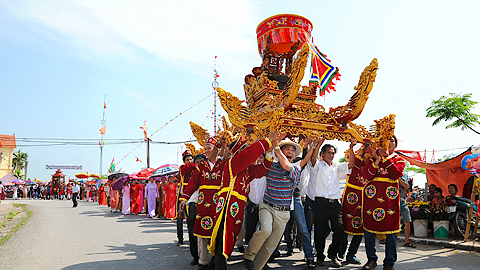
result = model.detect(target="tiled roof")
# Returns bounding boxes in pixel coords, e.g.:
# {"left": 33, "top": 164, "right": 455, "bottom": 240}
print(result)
{"left": 0, "top": 134, "right": 16, "bottom": 148}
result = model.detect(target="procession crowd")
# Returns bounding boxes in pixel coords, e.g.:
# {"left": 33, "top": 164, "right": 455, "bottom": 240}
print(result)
{"left": 1, "top": 131, "right": 408, "bottom": 270}
{"left": 166, "top": 131, "right": 407, "bottom": 270}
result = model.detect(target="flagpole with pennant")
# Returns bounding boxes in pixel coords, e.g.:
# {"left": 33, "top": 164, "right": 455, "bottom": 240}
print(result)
{"left": 99, "top": 95, "right": 106, "bottom": 174}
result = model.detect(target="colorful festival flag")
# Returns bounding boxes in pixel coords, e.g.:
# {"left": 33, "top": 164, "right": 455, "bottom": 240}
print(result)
{"left": 108, "top": 158, "right": 115, "bottom": 174}
{"left": 104, "top": 102, "right": 106, "bottom": 109}
{"left": 135, "top": 157, "right": 142, "bottom": 163}
{"left": 309, "top": 44, "right": 341, "bottom": 97}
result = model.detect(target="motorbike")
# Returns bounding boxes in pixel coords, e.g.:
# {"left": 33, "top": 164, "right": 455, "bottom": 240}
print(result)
{"left": 447, "top": 196, "right": 478, "bottom": 238}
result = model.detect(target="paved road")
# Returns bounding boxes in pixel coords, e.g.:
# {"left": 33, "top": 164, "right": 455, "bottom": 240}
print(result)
{"left": 0, "top": 200, "right": 479, "bottom": 270}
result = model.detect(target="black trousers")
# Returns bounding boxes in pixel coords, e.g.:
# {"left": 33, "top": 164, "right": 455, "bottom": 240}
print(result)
{"left": 72, "top": 192, "right": 78, "bottom": 207}
{"left": 346, "top": 234, "right": 363, "bottom": 257}
{"left": 187, "top": 202, "right": 199, "bottom": 261}
{"left": 177, "top": 200, "right": 184, "bottom": 242}
{"left": 313, "top": 197, "right": 344, "bottom": 261}
{"left": 214, "top": 213, "right": 227, "bottom": 270}
{"left": 284, "top": 215, "right": 296, "bottom": 250}
{"left": 244, "top": 200, "right": 259, "bottom": 244}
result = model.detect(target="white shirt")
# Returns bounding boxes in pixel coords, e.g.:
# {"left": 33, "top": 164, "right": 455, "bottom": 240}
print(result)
{"left": 308, "top": 159, "right": 350, "bottom": 200}
{"left": 248, "top": 176, "right": 266, "bottom": 205}
{"left": 188, "top": 190, "right": 198, "bottom": 204}
{"left": 72, "top": 185, "right": 80, "bottom": 193}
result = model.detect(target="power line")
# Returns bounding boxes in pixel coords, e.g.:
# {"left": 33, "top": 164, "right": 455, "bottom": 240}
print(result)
{"left": 7, "top": 137, "right": 197, "bottom": 147}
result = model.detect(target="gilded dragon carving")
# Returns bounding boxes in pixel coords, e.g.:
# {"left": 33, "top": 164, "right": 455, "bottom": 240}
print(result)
{"left": 189, "top": 15, "right": 396, "bottom": 151}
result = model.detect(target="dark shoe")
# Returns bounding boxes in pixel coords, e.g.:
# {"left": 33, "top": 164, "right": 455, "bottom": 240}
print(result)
{"left": 346, "top": 255, "right": 361, "bottom": 264}
{"left": 196, "top": 264, "right": 208, "bottom": 270}
{"left": 338, "top": 245, "right": 347, "bottom": 259}
{"left": 268, "top": 251, "right": 280, "bottom": 262}
{"left": 383, "top": 266, "right": 395, "bottom": 270}
{"left": 363, "top": 260, "right": 377, "bottom": 270}
{"left": 316, "top": 259, "right": 325, "bottom": 266}
{"left": 177, "top": 240, "right": 183, "bottom": 246}
{"left": 306, "top": 258, "right": 316, "bottom": 268}
{"left": 237, "top": 245, "right": 245, "bottom": 253}
{"left": 190, "top": 259, "right": 199, "bottom": 265}
{"left": 285, "top": 248, "right": 293, "bottom": 257}
{"left": 328, "top": 256, "right": 342, "bottom": 268}
{"left": 243, "top": 258, "right": 255, "bottom": 270}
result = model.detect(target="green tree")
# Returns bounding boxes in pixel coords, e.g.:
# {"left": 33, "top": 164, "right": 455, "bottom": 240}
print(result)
{"left": 404, "top": 162, "right": 426, "bottom": 176}
{"left": 426, "top": 93, "right": 480, "bottom": 134}
{"left": 12, "top": 150, "right": 28, "bottom": 179}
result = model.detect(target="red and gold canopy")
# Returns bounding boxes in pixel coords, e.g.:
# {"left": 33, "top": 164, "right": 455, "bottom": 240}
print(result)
{"left": 256, "top": 14, "right": 312, "bottom": 56}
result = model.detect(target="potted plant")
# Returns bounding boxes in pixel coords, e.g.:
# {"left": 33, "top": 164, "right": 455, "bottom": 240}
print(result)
{"left": 430, "top": 202, "right": 450, "bottom": 239}
{"left": 408, "top": 200, "right": 430, "bottom": 237}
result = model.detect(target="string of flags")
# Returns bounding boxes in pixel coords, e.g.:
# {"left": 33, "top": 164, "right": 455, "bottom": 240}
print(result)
{"left": 148, "top": 93, "right": 213, "bottom": 138}
{"left": 115, "top": 93, "right": 213, "bottom": 166}
{"left": 116, "top": 143, "right": 143, "bottom": 165}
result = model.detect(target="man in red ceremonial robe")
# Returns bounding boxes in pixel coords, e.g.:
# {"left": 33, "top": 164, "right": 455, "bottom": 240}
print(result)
{"left": 176, "top": 150, "right": 195, "bottom": 247}
{"left": 178, "top": 136, "right": 227, "bottom": 270}
{"left": 340, "top": 139, "right": 372, "bottom": 265}
{"left": 208, "top": 134, "right": 277, "bottom": 270}
{"left": 361, "top": 136, "right": 405, "bottom": 270}
{"left": 130, "top": 180, "right": 141, "bottom": 214}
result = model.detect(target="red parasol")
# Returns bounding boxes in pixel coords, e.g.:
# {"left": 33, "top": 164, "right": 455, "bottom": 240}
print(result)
{"left": 136, "top": 168, "right": 157, "bottom": 179}
{"left": 128, "top": 171, "right": 142, "bottom": 180}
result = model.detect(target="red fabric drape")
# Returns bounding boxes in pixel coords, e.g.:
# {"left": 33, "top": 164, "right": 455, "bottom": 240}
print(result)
{"left": 396, "top": 148, "right": 472, "bottom": 196}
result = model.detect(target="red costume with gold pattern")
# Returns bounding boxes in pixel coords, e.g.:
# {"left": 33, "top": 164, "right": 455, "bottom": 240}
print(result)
{"left": 362, "top": 154, "right": 405, "bottom": 234}
{"left": 180, "top": 158, "right": 227, "bottom": 238}
{"left": 342, "top": 155, "right": 368, "bottom": 235}
{"left": 177, "top": 161, "right": 195, "bottom": 216}
{"left": 208, "top": 138, "right": 272, "bottom": 258}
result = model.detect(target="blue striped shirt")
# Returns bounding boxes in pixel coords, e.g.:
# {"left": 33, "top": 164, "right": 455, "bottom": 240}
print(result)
{"left": 263, "top": 162, "right": 301, "bottom": 208}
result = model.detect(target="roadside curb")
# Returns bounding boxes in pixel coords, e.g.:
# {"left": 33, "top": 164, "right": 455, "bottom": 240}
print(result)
{"left": 398, "top": 235, "right": 480, "bottom": 252}
{"left": 0, "top": 201, "right": 14, "bottom": 224}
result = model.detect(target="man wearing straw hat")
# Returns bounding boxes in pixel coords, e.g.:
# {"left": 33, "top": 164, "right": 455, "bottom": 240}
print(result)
{"left": 244, "top": 137, "right": 319, "bottom": 270}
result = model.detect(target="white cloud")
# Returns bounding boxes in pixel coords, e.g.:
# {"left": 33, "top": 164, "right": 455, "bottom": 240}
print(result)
{"left": 5, "top": 0, "right": 261, "bottom": 76}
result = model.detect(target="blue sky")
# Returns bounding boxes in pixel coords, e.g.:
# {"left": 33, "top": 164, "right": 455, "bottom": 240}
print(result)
{"left": 1, "top": 0, "right": 479, "bottom": 186}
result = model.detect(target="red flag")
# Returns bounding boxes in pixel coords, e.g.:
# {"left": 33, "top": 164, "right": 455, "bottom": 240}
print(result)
{"left": 135, "top": 157, "right": 142, "bottom": 163}
{"left": 100, "top": 125, "right": 106, "bottom": 135}
{"left": 140, "top": 120, "right": 147, "bottom": 140}
{"left": 104, "top": 102, "right": 106, "bottom": 109}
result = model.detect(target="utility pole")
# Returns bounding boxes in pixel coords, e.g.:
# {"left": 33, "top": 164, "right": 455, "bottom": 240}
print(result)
{"left": 25, "top": 161, "right": 28, "bottom": 181}
{"left": 146, "top": 138, "right": 151, "bottom": 168}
